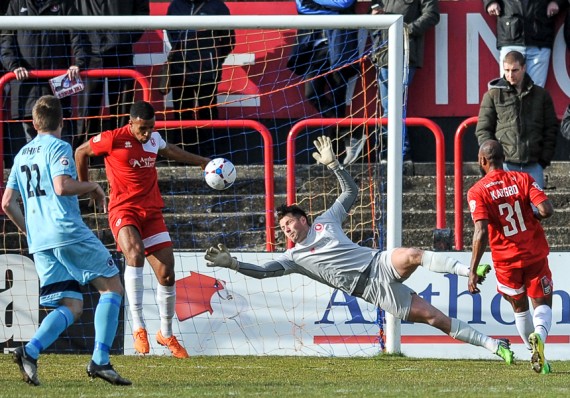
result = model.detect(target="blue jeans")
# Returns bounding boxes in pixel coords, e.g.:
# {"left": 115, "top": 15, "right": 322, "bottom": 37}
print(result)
{"left": 500, "top": 46, "right": 551, "bottom": 88}
{"left": 503, "top": 162, "right": 545, "bottom": 188}
{"left": 378, "top": 66, "right": 416, "bottom": 157}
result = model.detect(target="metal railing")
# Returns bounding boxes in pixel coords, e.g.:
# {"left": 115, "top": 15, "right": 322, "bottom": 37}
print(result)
{"left": 0, "top": 70, "right": 277, "bottom": 251}
{"left": 286, "top": 117, "right": 447, "bottom": 245}
{"left": 453, "top": 116, "right": 478, "bottom": 250}
{"left": 155, "top": 120, "right": 276, "bottom": 251}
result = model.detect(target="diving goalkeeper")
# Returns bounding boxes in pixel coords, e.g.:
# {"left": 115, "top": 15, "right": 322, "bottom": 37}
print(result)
{"left": 205, "top": 136, "right": 514, "bottom": 363}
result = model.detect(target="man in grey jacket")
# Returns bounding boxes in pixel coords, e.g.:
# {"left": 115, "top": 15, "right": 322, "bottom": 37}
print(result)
{"left": 475, "top": 50, "right": 558, "bottom": 188}
{"left": 205, "top": 135, "right": 515, "bottom": 365}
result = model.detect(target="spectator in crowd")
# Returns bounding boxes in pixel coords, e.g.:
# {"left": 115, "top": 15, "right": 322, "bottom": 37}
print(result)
{"left": 74, "top": 0, "right": 150, "bottom": 150}
{"left": 75, "top": 101, "right": 211, "bottom": 359}
{"left": 483, "top": 0, "right": 562, "bottom": 88}
{"left": 468, "top": 140, "right": 554, "bottom": 374}
{"left": 293, "top": 0, "right": 360, "bottom": 159}
{"left": 2, "top": 95, "right": 130, "bottom": 386}
{"left": 475, "top": 51, "right": 558, "bottom": 188}
{"left": 0, "top": 0, "right": 88, "bottom": 146}
{"left": 161, "top": 0, "right": 235, "bottom": 157}
{"left": 205, "top": 135, "right": 515, "bottom": 365}
{"left": 355, "top": 0, "right": 440, "bottom": 169}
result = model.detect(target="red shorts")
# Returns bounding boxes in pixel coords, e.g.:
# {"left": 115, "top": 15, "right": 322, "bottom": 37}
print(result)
{"left": 494, "top": 257, "right": 553, "bottom": 299}
{"left": 109, "top": 207, "right": 172, "bottom": 256}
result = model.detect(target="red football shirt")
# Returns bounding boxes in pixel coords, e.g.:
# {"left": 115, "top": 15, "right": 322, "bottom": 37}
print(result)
{"left": 467, "top": 169, "right": 550, "bottom": 264}
{"left": 90, "top": 125, "right": 167, "bottom": 211}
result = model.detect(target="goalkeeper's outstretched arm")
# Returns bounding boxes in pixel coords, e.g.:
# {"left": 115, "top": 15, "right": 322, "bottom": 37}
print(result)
{"left": 205, "top": 244, "right": 286, "bottom": 279}
{"left": 312, "top": 135, "right": 358, "bottom": 213}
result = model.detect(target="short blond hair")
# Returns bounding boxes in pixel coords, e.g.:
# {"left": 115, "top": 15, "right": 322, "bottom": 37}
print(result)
{"left": 32, "top": 95, "right": 62, "bottom": 132}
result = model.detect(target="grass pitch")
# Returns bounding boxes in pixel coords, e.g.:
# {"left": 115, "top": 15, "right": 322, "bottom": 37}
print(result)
{"left": 1, "top": 354, "right": 569, "bottom": 397}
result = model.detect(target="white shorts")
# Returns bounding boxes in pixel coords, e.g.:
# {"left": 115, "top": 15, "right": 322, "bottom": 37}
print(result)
{"left": 360, "top": 249, "right": 415, "bottom": 320}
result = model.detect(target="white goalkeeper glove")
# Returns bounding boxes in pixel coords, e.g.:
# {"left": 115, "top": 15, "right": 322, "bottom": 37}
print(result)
{"left": 312, "top": 136, "right": 340, "bottom": 169}
{"left": 205, "top": 244, "right": 239, "bottom": 270}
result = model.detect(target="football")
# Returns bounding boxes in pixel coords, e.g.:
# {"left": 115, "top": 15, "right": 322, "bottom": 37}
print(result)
{"left": 204, "top": 158, "right": 237, "bottom": 190}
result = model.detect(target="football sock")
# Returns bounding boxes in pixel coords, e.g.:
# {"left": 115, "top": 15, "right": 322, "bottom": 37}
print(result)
{"left": 449, "top": 318, "right": 496, "bottom": 352}
{"left": 421, "top": 251, "right": 469, "bottom": 277}
{"left": 124, "top": 265, "right": 145, "bottom": 330}
{"left": 26, "top": 305, "right": 74, "bottom": 360}
{"left": 157, "top": 284, "right": 176, "bottom": 338}
{"left": 92, "top": 292, "right": 122, "bottom": 365}
{"left": 533, "top": 304, "right": 552, "bottom": 342}
{"left": 514, "top": 310, "right": 534, "bottom": 349}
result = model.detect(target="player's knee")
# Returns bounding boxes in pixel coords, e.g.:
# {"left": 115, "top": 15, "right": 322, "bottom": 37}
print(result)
{"left": 157, "top": 271, "right": 175, "bottom": 286}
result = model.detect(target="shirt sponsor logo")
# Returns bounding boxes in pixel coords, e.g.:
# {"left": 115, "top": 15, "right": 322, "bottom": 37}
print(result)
{"left": 129, "top": 156, "right": 156, "bottom": 168}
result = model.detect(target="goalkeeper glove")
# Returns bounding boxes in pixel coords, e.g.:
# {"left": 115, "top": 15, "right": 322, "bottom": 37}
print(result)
{"left": 312, "top": 136, "right": 340, "bottom": 169}
{"left": 205, "top": 244, "right": 239, "bottom": 270}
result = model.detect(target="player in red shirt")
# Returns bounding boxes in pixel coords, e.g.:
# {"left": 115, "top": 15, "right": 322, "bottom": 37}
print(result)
{"left": 467, "top": 140, "right": 554, "bottom": 374}
{"left": 75, "top": 101, "right": 210, "bottom": 358}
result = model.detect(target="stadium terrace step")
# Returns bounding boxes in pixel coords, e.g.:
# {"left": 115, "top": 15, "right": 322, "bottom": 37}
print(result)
{"left": 3, "top": 162, "right": 570, "bottom": 253}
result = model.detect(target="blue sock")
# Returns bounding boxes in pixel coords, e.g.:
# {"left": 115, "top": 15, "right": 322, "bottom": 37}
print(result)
{"left": 92, "top": 292, "right": 122, "bottom": 365}
{"left": 26, "top": 306, "right": 75, "bottom": 360}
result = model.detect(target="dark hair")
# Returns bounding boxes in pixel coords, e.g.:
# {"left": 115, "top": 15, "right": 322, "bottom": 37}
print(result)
{"left": 480, "top": 139, "right": 505, "bottom": 163}
{"left": 503, "top": 50, "right": 526, "bottom": 67}
{"left": 130, "top": 101, "right": 155, "bottom": 120}
{"left": 276, "top": 204, "right": 310, "bottom": 225}
{"left": 32, "top": 95, "right": 62, "bottom": 132}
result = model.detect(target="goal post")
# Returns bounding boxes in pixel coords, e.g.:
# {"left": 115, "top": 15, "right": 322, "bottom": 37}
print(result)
{"left": 0, "top": 14, "right": 405, "bottom": 356}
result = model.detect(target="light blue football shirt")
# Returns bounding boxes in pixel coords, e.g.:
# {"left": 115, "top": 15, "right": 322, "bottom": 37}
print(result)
{"left": 6, "top": 134, "right": 95, "bottom": 253}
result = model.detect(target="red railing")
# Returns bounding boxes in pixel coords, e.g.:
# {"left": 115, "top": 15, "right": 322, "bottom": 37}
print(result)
{"left": 156, "top": 120, "right": 276, "bottom": 251}
{"left": 286, "top": 117, "right": 447, "bottom": 240}
{"left": 0, "top": 70, "right": 277, "bottom": 251}
{"left": 0, "top": 68, "right": 150, "bottom": 188}
{"left": 453, "top": 116, "right": 478, "bottom": 250}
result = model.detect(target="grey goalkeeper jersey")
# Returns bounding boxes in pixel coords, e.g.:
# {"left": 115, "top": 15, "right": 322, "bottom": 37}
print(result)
{"left": 235, "top": 166, "right": 378, "bottom": 295}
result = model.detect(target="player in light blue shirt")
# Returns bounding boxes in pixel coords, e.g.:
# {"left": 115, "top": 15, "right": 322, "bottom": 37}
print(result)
{"left": 2, "top": 95, "right": 130, "bottom": 386}
{"left": 206, "top": 135, "right": 515, "bottom": 365}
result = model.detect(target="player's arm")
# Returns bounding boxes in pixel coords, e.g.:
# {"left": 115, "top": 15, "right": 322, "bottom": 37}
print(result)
{"left": 74, "top": 140, "right": 96, "bottom": 182}
{"left": 468, "top": 218, "right": 489, "bottom": 294}
{"left": 53, "top": 175, "right": 107, "bottom": 213}
{"left": 312, "top": 136, "right": 358, "bottom": 212}
{"left": 205, "top": 244, "right": 286, "bottom": 279}
{"left": 1, "top": 188, "right": 26, "bottom": 234}
{"left": 535, "top": 198, "right": 554, "bottom": 221}
{"left": 158, "top": 143, "right": 211, "bottom": 169}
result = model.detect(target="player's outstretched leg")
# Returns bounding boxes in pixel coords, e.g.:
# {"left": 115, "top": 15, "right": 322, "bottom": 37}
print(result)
{"left": 495, "top": 338, "right": 515, "bottom": 365}
{"left": 476, "top": 264, "right": 492, "bottom": 283}
{"left": 87, "top": 361, "right": 132, "bottom": 385}
{"left": 13, "top": 346, "right": 40, "bottom": 386}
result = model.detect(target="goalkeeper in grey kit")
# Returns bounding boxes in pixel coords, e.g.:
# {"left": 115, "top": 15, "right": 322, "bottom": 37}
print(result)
{"left": 206, "top": 136, "right": 514, "bottom": 363}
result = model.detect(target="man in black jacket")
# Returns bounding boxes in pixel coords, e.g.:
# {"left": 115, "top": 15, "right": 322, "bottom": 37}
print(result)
{"left": 74, "top": 0, "right": 150, "bottom": 150}
{"left": 483, "top": 0, "right": 563, "bottom": 88}
{"left": 163, "top": 0, "right": 235, "bottom": 157}
{"left": 0, "top": 0, "right": 88, "bottom": 146}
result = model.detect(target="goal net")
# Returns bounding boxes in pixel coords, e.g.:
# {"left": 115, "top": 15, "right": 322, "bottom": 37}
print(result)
{"left": 0, "top": 12, "right": 405, "bottom": 357}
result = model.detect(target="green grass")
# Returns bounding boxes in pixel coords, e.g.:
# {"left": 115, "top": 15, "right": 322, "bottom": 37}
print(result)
{"left": 1, "top": 354, "right": 569, "bottom": 397}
